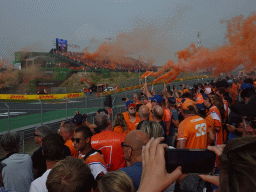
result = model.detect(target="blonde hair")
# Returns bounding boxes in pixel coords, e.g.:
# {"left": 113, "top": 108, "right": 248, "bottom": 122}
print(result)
{"left": 112, "top": 113, "right": 128, "bottom": 132}
{"left": 98, "top": 170, "right": 134, "bottom": 192}
{"left": 138, "top": 120, "right": 164, "bottom": 138}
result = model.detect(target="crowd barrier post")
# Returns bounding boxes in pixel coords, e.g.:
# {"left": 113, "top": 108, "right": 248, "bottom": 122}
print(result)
{"left": 4, "top": 103, "right": 10, "bottom": 132}
{"left": 84, "top": 95, "right": 88, "bottom": 113}
{"left": 112, "top": 97, "right": 116, "bottom": 123}
{"left": 22, "top": 131, "right": 25, "bottom": 153}
{"left": 101, "top": 97, "right": 104, "bottom": 109}
{"left": 38, "top": 100, "right": 43, "bottom": 125}
{"left": 64, "top": 97, "right": 68, "bottom": 120}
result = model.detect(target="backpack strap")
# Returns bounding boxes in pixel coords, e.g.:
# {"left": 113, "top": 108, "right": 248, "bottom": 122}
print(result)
{"left": 83, "top": 148, "right": 101, "bottom": 161}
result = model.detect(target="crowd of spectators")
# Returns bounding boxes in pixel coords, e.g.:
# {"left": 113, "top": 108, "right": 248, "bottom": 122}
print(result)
{"left": 0, "top": 76, "right": 256, "bottom": 192}
{"left": 56, "top": 51, "right": 157, "bottom": 71}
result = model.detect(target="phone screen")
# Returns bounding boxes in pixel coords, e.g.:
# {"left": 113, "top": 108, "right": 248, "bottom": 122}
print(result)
{"left": 165, "top": 148, "right": 216, "bottom": 174}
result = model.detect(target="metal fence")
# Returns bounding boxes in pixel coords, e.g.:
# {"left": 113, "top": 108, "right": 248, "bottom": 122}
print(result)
{"left": 0, "top": 77, "right": 214, "bottom": 153}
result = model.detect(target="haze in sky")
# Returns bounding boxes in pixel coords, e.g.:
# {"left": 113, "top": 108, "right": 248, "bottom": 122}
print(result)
{"left": 0, "top": 0, "right": 255, "bottom": 66}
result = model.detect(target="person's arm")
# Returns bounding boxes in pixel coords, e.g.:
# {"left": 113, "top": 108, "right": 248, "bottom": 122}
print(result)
{"left": 198, "top": 145, "right": 225, "bottom": 187}
{"left": 208, "top": 126, "right": 215, "bottom": 143}
{"left": 84, "top": 121, "right": 97, "bottom": 134}
{"left": 172, "top": 119, "right": 179, "bottom": 128}
{"left": 142, "top": 83, "right": 153, "bottom": 98}
{"left": 137, "top": 137, "right": 182, "bottom": 192}
{"left": 176, "top": 139, "right": 186, "bottom": 149}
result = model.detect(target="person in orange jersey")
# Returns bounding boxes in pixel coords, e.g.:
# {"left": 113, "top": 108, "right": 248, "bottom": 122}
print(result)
{"left": 91, "top": 113, "right": 126, "bottom": 172}
{"left": 112, "top": 113, "right": 128, "bottom": 136}
{"left": 73, "top": 126, "right": 107, "bottom": 180}
{"left": 59, "top": 121, "right": 79, "bottom": 158}
{"left": 177, "top": 99, "right": 209, "bottom": 149}
{"left": 122, "top": 103, "right": 140, "bottom": 132}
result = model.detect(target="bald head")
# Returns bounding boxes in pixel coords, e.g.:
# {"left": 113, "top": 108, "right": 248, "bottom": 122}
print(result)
{"left": 125, "top": 130, "right": 150, "bottom": 156}
{"left": 152, "top": 105, "right": 164, "bottom": 120}
{"left": 138, "top": 105, "right": 150, "bottom": 120}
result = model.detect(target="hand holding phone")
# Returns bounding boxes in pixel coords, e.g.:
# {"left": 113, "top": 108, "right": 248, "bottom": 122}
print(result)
{"left": 165, "top": 149, "right": 216, "bottom": 174}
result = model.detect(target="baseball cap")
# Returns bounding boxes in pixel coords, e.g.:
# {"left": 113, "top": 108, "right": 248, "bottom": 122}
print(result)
{"left": 125, "top": 100, "right": 133, "bottom": 109}
{"left": 128, "top": 103, "right": 136, "bottom": 109}
{"left": 241, "top": 83, "right": 254, "bottom": 90}
{"left": 231, "top": 94, "right": 256, "bottom": 118}
{"left": 168, "top": 97, "right": 176, "bottom": 105}
{"left": 73, "top": 113, "right": 86, "bottom": 125}
{"left": 149, "top": 95, "right": 164, "bottom": 104}
{"left": 181, "top": 99, "right": 196, "bottom": 110}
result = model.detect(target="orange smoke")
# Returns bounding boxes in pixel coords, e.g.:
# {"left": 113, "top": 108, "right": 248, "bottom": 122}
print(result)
{"left": 141, "top": 13, "right": 256, "bottom": 84}
{"left": 82, "top": 26, "right": 164, "bottom": 68}
{"left": 179, "top": 13, "right": 256, "bottom": 75}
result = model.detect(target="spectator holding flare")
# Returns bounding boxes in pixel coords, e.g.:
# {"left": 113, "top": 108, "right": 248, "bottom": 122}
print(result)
{"left": 112, "top": 113, "right": 128, "bottom": 136}
{"left": 59, "top": 121, "right": 79, "bottom": 158}
{"left": 91, "top": 112, "right": 126, "bottom": 171}
{"left": 73, "top": 126, "right": 107, "bottom": 180}
{"left": 122, "top": 103, "right": 140, "bottom": 132}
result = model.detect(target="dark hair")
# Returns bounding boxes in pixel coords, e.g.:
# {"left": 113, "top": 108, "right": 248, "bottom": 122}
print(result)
{"left": 75, "top": 126, "right": 93, "bottom": 139}
{"left": 136, "top": 104, "right": 143, "bottom": 112}
{"left": 46, "top": 157, "right": 97, "bottom": 192}
{"left": 241, "top": 88, "right": 255, "bottom": 100}
{"left": 42, "top": 133, "right": 65, "bottom": 161}
{"left": 0, "top": 132, "right": 20, "bottom": 152}
{"left": 243, "top": 78, "right": 254, "bottom": 85}
{"left": 219, "top": 136, "right": 256, "bottom": 192}
{"left": 181, "top": 92, "right": 191, "bottom": 99}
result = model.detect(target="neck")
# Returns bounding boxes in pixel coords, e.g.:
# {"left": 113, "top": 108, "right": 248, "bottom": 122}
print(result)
{"left": 81, "top": 145, "right": 92, "bottom": 156}
{"left": 46, "top": 160, "right": 57, "bottom": 170}
{"left": 183, "top": 113, "right": 195, "bottom": 119}
{"left": 130, "top": 155, "right": 142, "bottom": 166}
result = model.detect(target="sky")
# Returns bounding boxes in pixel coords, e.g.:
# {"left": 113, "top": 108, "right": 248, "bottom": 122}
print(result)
{"left": 0, "top": 0, "right": 256, "bottom": 66}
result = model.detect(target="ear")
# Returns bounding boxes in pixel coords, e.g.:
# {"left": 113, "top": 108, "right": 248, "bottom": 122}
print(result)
{"left": 128, "top": 147, "right": 132, "bottom": 157}
{"left": 86, "top": 137, "right": 91, "bottom": 144}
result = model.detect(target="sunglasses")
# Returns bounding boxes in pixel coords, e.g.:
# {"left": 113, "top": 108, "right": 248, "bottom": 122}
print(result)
{"left": 71, "top": 138, "right": 85, "bottom": 143}
{"left": 34, "top": 133, "right": 41, "bottom": 137}
{"left": 121, "top": 142, "right": 134, "bottom": 151}
{"left": 244, "top": 117, "right": 256, "bottom": 129}
{"left": 129, "top": 107, "right": 135, "bottom": 110}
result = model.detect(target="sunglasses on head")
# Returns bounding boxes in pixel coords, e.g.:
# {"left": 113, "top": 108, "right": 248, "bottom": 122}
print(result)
{"left": 71, "top": 138, "right": 84, "bottom": 143}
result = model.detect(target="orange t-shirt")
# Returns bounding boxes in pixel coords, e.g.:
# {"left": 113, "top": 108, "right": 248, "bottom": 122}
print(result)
{"left": 91, "top": 131, "right": 126, "bottom": 172}
{"left": 177, "top": 115, "right": 208, "bottom": 149}
{"left": 122, "top": 112, "right": 140, "bottom": 132}
{"left": 206, "top": 105, "right": 224, "bottom": 145}
{"left": 65, "top": 139, "right": 79, "bottom": 158}
{"left": 112, "top": 126, "right": 128, "bottom": 136}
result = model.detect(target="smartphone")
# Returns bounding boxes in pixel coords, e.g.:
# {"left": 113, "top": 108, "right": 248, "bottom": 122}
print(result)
{"left": 121, "top": 98, "right": 126, "bottom": 101}
{"left": 165, "top": 148, "right": 216, "bottom": 174}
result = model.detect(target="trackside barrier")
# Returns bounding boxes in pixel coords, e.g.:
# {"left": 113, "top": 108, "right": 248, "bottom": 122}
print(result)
{"left": 0, "top": 92, "right": 84, "bottom": 100}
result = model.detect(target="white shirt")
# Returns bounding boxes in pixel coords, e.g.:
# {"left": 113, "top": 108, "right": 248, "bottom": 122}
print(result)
{"left": 29, "top": 169, "right": 51, "bottom": 192}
